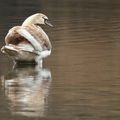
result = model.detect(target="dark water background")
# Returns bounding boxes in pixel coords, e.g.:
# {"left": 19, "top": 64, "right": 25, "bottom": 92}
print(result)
{"left": 0, "top": 0, "right": 120, "bottom": 120}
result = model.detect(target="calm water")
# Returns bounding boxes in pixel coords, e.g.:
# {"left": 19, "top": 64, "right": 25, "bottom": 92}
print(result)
{"left": 0, "top": 0, "right": 120, "bottom": 120}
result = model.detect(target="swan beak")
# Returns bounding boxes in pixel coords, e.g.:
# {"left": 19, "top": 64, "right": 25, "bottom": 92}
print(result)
{"left": 45, "top": 19, "right": 53, "bottom": 27}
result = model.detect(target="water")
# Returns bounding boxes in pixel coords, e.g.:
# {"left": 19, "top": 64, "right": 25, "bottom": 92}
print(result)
{"left": 0, "top": 0, "right": 120, "bottom": 120}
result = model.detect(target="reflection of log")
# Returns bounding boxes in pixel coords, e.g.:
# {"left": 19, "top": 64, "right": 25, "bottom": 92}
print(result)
{"left": 1, "top": 65, "right": 51, "bottom": 117}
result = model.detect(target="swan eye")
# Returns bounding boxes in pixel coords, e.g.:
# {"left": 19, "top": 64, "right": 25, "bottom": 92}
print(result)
{"left": 44, "top": 18, "right": 48, "bottom": 22}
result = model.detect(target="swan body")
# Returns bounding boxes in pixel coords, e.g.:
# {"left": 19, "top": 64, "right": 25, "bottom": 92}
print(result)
{"left": 1, "top": 13, "right": 53, "bottom": 64}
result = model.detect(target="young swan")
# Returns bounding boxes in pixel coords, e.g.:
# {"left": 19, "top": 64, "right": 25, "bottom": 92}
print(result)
{"left": 1, "top": 13, "right": 53, "bottom": 64}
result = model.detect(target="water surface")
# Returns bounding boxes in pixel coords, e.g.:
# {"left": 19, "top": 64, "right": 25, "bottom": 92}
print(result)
{"left": 0, "top": 0, "right": 120, "bottom": 120}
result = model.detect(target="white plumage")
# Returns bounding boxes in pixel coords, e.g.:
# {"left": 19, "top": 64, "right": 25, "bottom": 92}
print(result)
{"left": 1, "top": 13, "right": 53, "bottom": 64}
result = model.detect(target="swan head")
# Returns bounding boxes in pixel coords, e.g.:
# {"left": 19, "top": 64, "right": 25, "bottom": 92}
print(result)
{"left": 22, "top": 13, "right": 53, "bottom": 27}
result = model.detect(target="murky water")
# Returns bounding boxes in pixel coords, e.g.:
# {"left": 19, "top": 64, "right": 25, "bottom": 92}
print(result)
{"left": 0, "top": 0, "right": 120, "bottom": 120}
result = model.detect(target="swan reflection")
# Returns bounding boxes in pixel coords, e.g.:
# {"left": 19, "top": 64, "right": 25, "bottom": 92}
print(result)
{"left": 1, "top": 64, "right": 51, "bottom": 117}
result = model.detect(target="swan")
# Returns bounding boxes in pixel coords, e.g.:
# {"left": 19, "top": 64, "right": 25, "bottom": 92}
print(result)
{"left": 1, "top": 13, "right": 53, "bottom": 64}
